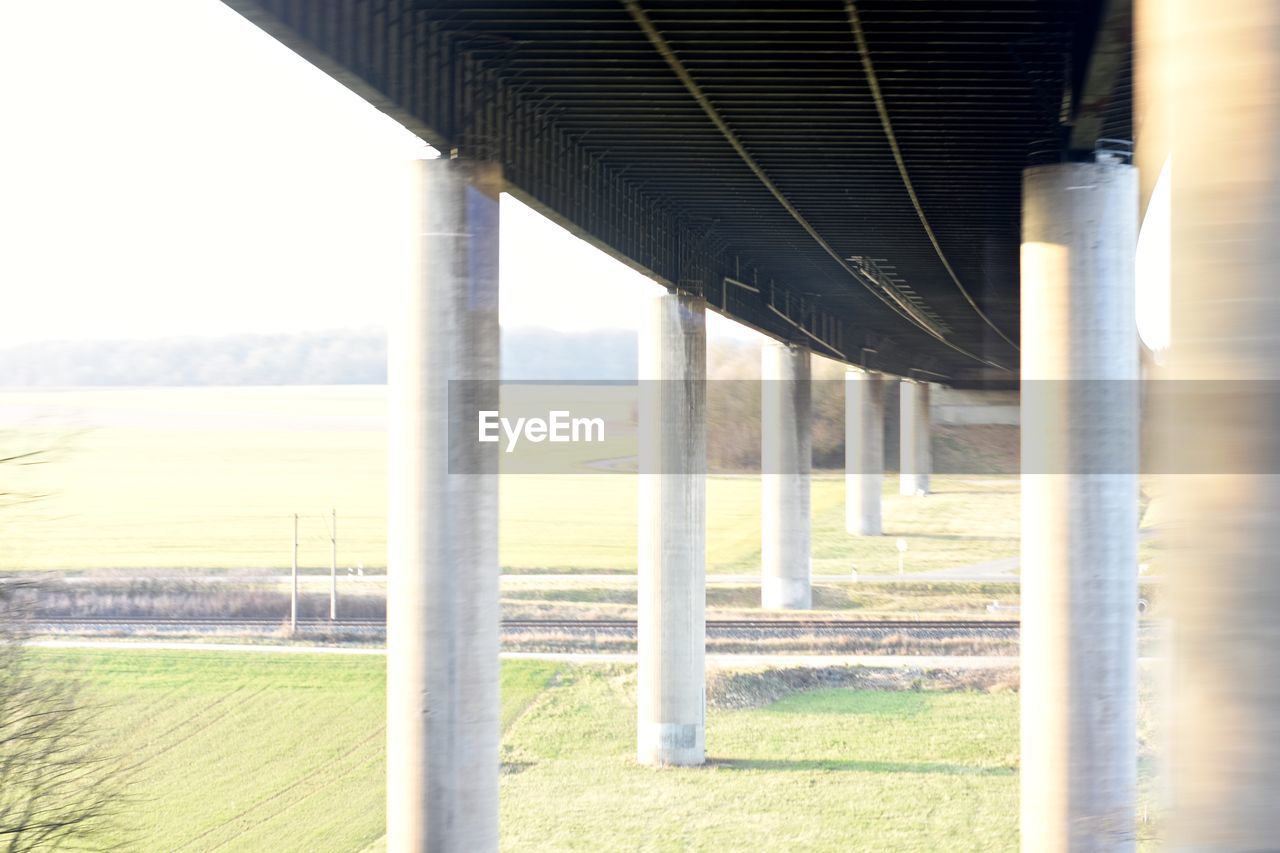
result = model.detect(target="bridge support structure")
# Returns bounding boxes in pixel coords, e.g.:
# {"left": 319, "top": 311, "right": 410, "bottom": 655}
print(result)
{"left": 1145, "top": 0, "right": 1280, "bottom": 845}
{"left": 899, "top": 380, "right": 932, "bottom": 496}
{"left": 386, "top": 158, "right": 502, "bottom": 851}
{"left": 1019, "top": 160, "right": 1139, "bottom": 851}
{"left": 761, "top": 341, "right": 812, "bottom": 609}
{"left": 637, "top": 290, "right": 707, "bottom": 767}
{"left": 845, "top": 369, "right": 885, "bottom": 536}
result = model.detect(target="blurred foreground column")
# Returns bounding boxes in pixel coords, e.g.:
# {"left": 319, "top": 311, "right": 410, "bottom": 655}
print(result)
{"left": 845, "top": 369, "right": 884, "bottom": 535}
{"left": 1020, "top": 161, "right": 1139, "bottom": 851}
{"left": 761, "top": 342, "right": 812, "bottom": 609}
{"left": 387, "top": 159, "right": 501, "bottom": 851}
{"left": 898, "top": 380, "right": 931, "bottom": 495}
{"left": 637, "top": 291, "right": 706, "bottom": 766}
{"left": 1146, "top": 2, "right": 1280, "bottom": 846}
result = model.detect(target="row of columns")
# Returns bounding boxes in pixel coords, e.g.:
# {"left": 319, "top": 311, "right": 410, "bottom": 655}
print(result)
{"left": 763, "top": 344, "right": 935, "bottom": 608}
{"left": 385, "top": 156, "right": 945, "bottom": 821}
{"left": 638, "top": 321, "right": 934, "bottom": 768}
{"left": 845, "top": 369, "right": 932, "bottom": 528}
{"left": 389, "top": 151, "right": 1204, "bottom": 848}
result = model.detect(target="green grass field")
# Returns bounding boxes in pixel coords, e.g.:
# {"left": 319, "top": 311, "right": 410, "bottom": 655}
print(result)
{"left": 34, "top": 649, "right": 561, "bottom": 851}
{"left": 35, "top": 648, "right": 1027, "bottom": 851}
{"left": 496, "top": 668, "right": 1020, "bottom": 852}
{"left": 1, "top": 387, "right": 1021, "bottom": 576}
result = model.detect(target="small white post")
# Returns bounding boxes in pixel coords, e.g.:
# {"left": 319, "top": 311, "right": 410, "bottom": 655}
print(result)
{"left": 329, "top": 508, "right": 338, "bottom": 621}
{"left": 291, "top": 513, "right": 299, "bottom": 635}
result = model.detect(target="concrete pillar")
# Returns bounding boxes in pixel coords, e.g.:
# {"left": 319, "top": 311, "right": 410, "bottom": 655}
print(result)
{"left": 1141, "top": 1, "right": 1280, "bottom": 846}
{"left": 899, "top": 380, "right": 932, "bottom": 495}
{"left": 386, "top": 158, "right": 501, "bottom": 851}
{"left": 1020, "top": 161, "right": 1138, "bottom": 851}
{"left": 636, "top": 290, "right": 706, "bottom": 767}
{"left": 845, "top": 369, "right": 884, "bottom": 535}
{"left": 761, "top": 342, "right": 812, "bottom": 609}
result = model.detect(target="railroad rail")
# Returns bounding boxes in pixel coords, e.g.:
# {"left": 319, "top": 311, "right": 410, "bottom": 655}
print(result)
{"left": 31, "top": 617, "right": 1019, "bottom": 631}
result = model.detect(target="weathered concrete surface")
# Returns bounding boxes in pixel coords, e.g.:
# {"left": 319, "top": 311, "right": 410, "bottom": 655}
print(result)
{"left": 899, "top": 380, "right": 932, "bottom": 495}
{"left": 1144, "top": 1, "right": 1280, "bottom": 846}
{"left": 1020, "top": 160, "right": 1138, "bottom": 852}
{"left": 636, "top": 291, "right": 706, "bottom": 766}
{"left": 845, "top": 369, "right": 885, "bottom": 535}
{"left": 761, "top": 342, "right": 812, "bottom": 609}
{"left": 386, "top": 158, "right": 501, "bottom": 851}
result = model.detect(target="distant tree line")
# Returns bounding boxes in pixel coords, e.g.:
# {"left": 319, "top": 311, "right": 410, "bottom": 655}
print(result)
{"left": 0, "top": 327, "right": 876, "bottom": 469}
{"left": 706, "top": 341, "right": 852, "bottom": 471}
{"left": 2, "top": 327, "right": 992, "bottom": 471}
{"left": 0, "top": 327, "right": 638, "bottom": 386}
{"left": 0, "top": 330, "right": 386, "bottom": 386}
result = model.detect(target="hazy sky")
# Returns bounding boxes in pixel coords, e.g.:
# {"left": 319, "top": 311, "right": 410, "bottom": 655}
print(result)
{"left": 1, "top": 1, "right": 1164, "bottom": 352}
{"left": 0, "top": 0, "right": 754, "bottom": 347}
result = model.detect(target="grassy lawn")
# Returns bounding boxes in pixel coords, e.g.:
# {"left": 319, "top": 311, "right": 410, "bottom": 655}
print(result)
{"left": 37, "top": 648, "right": 390, "bottom": 851}
{"left": 1, "top": 387, "right": 1022, "bottom": 576}
{"left": 34, "top": 649, "right": 559, "bottom": 851}
{"left": 31, "top": 649, "right": 1027, "bottom": 851}
{"left": 811, "top": 475, "right": 1019, "bottom": 576}
{"left": 499, "top": 667, "right": 1020, "bottom": 852}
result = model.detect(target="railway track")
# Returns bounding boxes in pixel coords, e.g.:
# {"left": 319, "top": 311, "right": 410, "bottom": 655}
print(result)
{"left": 509, "top": 619, "right": 1020, "bottom": 630}
{"left": 31, "top": 617, "right": 1020, "bottom": 632}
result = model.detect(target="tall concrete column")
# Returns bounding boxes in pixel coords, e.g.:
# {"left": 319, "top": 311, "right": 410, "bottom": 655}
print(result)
{"left": 1020, "top": 161, "right": 1138, "bottom": 851}
{"left": 1141, "top": 1, "right": 1280, "bottom": 846}
{"left": 898, "top": 380, "right": 932, "bottom": 495}
{"left": 637, "top": 290, "right": 706, "bottom": 767}
{"left": 761, "top": 342, "right": 812, "bottom": 609}
{"left": 386, "top": 158, "right": 501, "bottom": 851}
{"left": 845, "top": 369, "right": 884, "bottom": 535}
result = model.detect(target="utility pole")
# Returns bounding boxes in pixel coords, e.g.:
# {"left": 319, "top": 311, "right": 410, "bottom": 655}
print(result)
{"left": 329, "top": 508, "right": 337, "bottom": 621}
{"left": 291, "top": 513, "right": 298, "bottom": 636}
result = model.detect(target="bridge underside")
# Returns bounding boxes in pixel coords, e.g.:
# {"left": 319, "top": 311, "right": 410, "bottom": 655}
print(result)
{"left": 223, "top": 0, "right": 1130, "bottom": 384}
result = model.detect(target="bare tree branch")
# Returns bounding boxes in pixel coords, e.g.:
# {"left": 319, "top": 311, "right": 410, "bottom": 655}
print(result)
{"left": 0, "top": 440, "right": 128, "bottom": 850}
